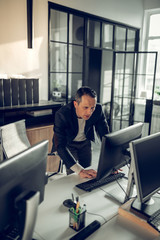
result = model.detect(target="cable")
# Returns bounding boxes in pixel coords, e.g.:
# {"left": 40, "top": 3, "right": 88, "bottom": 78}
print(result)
{"left": 114, "top": 173, "right": 128, "bottom": 199}
{"left": 86, "top": 211, "right": 117, "bottom": 226}
{"left": 99, "top": 173, "right": 130, "bottom": 204}
{"left": 87, "top": 211, "right": 107, "bottom": 223}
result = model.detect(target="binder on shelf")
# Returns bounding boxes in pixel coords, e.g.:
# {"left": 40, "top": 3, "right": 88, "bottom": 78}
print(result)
{"left": 3, "top": 79, "right": 11, "bottom": 106}
{"left": 11, "top": 78, "right": 19, "bottom": 106}
{"left": 26, "top": 79, "right": 33, "bottom": 104}
{"left": 19, "top": 79, "right": 26, "bottom": 105}
{"left": 0, "top": 79, "right": 3, "bottom": 107}
{"left": 33, "top": 78, "right": 39, "bottom": 103}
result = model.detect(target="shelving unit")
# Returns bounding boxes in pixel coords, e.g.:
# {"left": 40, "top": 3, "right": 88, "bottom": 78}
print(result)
{"left": 0, "top": 100, "right": 63, "bottom": 127}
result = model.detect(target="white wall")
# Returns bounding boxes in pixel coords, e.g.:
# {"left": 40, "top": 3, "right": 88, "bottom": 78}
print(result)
{"left": 144, "top": 0, "right": 160, "bottom": 10}
{"left": 0, "top": 0, "right": 144, "bottom": 100}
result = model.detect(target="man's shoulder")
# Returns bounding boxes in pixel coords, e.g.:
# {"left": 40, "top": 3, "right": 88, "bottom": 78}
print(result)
{"left": 95, "top": 103, "right": 102, "bottom": 112}
{"left": 56, "top": 102, "right": 74, "bottom": 115}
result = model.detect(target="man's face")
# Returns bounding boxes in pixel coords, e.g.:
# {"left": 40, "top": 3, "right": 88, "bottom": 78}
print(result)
{"left": 74, "top": 95, "right": 97, "bottom": 120}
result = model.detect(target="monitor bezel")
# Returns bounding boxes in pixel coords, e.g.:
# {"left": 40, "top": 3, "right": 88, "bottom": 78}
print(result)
{"left": 130, "top": 133, "right": 160, "bottom": 203}
{"left": 96, "top": 122, "right": 144, "bottom": 180}
{"left": 0, "top": 140, "right": 48, "bottom": 237}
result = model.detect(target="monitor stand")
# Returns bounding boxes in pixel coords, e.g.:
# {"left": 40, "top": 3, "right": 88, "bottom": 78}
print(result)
{"left": 16, "top": 191, "right": 40, "bottom": 240}
{"left": 131, "top": 196, "right": 160, "bottom": 218}
{"left": 124, "top": 159, "right": 160, "bottom": 218}
{"left": 124, "top": 159, "right": 135, "bottom": 203}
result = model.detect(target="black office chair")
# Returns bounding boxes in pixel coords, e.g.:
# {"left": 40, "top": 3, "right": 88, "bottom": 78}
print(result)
{"left": 47, "top": 134, "right": 63, "bottom": 178}
{"left": 102, "top": 101, "right": 120, "bottom": 125}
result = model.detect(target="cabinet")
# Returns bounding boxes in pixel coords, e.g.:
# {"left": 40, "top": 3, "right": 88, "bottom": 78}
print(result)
{"left": 26, "top": 124, "right": 54, "bottom": 152}
{"left": 26, "top": 124, "right": 61, "bottom": 173}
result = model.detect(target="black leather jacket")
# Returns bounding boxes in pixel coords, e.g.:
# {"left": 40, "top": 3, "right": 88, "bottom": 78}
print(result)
{"left": 53, "top": 101, "right": 109, "bottom": 169}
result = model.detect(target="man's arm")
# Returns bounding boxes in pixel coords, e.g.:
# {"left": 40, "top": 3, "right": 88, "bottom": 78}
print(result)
{"left": 71, "top": 163, "right": 97, "bottom": 178}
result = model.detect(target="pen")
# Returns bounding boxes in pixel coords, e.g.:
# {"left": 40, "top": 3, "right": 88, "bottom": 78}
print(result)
{"left": 76, "top": 201, "right": 80, "bottom": 213}
{"left": 83, "top": 204, "right": 86, "bottom": 211}
{"left": 72, "top": 193, "right": 74, "bottom": 202}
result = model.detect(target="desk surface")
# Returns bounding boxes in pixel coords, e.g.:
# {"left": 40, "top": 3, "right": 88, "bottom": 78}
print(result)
{"left": 34, "top": 171, "right": 160, "bottom": 240}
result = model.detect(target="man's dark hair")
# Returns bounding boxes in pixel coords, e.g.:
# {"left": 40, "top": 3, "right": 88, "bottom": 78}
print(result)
{"left": 75, "top": 86, "right": 97, "bottom": 104}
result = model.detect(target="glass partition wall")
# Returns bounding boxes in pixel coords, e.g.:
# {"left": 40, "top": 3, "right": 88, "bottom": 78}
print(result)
{"left": 48, "top": 3, "right": 139, "bottom": 107}
{"left": 111, "top": 51, "right": 157, "bottom": 136}
{"left": 49, "top": 8, "right": 84, "bottom": 102}
{"left": 48, "top": 3, "right": 141, "bottom": 133}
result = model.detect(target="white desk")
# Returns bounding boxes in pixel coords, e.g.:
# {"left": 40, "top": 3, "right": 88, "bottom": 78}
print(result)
{"left": 34, "top": 172, "right": 160, "bottom": 240}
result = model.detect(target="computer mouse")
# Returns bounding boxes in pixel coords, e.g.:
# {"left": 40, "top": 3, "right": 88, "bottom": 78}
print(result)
{"left": 63, "top": 199, "right": 76, "bottom": 208}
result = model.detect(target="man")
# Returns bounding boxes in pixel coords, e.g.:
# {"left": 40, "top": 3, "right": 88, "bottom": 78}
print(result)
{"left": 53, "top": 86, "right": 109, "bottom": 179}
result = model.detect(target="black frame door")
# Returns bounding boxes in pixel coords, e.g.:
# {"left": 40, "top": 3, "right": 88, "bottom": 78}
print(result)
{"left": 110, "top": 51, "right": 157, "bottom": 136}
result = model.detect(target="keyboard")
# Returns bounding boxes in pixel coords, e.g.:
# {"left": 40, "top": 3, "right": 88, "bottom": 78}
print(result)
{"left": 148, "top": 209, "right": 160, "bottom": 232}
{"left": 0, "top": 226, "right": 20, "bottom": 240}
{"left": 76, "top": 172, "right": 125, "bottom": 191}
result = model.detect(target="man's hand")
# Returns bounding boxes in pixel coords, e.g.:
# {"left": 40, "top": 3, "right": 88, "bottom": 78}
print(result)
{"left": 79, "top": 169, "right": 97, "bottom": 179}
{"left": 112, "top": 169, "right": 123, "bottom": 174}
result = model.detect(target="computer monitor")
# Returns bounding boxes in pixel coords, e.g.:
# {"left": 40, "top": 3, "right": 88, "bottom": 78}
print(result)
{"left": 96, "top": 122, "right": 144, "bottom": 180}
{"left": 129, "top": 133, "right": 160, "bottom": 217}
{"left": 0, "top": 140, "right": 48, "bottom": 240}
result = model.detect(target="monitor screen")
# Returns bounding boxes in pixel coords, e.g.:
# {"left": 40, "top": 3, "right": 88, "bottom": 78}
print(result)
{"left": 0, "top": 140, "right": 48, "bottom": 239}
{"left": 96, "top": 122, "right": 144, "bottom": 180}
{"left": 130, "top": 133, "right": 160, "bottom": 216}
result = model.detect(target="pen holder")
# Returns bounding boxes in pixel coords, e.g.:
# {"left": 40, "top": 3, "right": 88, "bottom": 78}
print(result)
{"left": 69, "top": 207, "right": 86, "bottom": 231}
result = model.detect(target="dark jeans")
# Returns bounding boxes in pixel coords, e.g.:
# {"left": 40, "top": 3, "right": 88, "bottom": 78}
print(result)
{"left": 66, "top": 139, "right": 91, "bottom": 175}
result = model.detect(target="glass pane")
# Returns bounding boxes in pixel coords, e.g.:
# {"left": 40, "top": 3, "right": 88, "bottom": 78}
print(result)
{"left": 87, "top": 19, "right": 100, "bottom": 47}
{"left": 101, "top": 51, "right": 113, "bottom": 103}
{"left": 146, "top": 52, "right": 157, "bottom": 75}
{"left": 114, "top": 73, "right": 123, "bottom": 98}
{"left": 112, "top": 119, "right": 121, "bottom": 132}
{"left": 114, "top": 97, "right": 122, "bottom": 114}
{"left": 134, "top": 99, "right": 145, "bottom": 122}
{"left": 125, "top": 53, "right": 135, "bottom": 74}
{"left": 151, "top": 104, "right": 160, "bottom": 134}
{"left": 146, "top": 42, "right": 160, "bottom": 101}
{"left": 69, "top": 45, "right": 83, "bottom": 72}
{"left": 50, "top": 42, "right": 67, "bottom": 72}
{"left": 121, "top": 121, "right": 129, "bottom": 129}
{"left": 121, "top": 98, "right": 130, "bottom": 117}
{"left": 124, "top": 74, "right": 132, "bottom": 97}
{"left": 115, "top": 26, "right": 126, "bottom": 51}
{"left": 69, "top": 15, "right": 84, "bottom": 45}
{"left": 114, "top": 54, "right": 125, "bottom": 98}
{"left": 115, "top": 53, "right": 125, "bottom": 74}
{"left": 136, "top": 53, "right": 157, "bottom": 100}
{"left": 68, "top": 73, "right": 82, "bottom": 101}
{"left": 50, "top": 73, "right": 67, "bottom": 101}
{"left": 127, "top": 29, "right": 136, "bottom": 51}
{"left": 135, "top": 75, "right": 147, "bottom": 99}
{"left": 149, "top": 14, "right": 160, "bottom": 37}
{"left": 102, "top": 24, "right": 113, "bottom": 49}
{"left": 50, "top": 9, "right": 67, "bottom": 42}
{"left": 148, "top": 39, "right": 160, "bottom": 79}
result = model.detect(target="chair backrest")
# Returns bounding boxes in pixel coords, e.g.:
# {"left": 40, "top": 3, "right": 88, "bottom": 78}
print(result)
{"left": 102, "top": 102, "right": 120, "bottom": 120}
{"left": 0, "top": 119, "right": 31, "bottom": 160}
